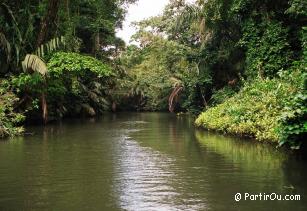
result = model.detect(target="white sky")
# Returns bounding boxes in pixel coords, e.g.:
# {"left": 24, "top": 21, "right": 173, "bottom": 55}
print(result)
{"left": 116, "top": 0, "right": 170, "bottom": 44}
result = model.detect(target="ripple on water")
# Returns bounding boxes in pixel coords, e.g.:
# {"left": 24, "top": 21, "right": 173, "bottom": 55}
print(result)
{"left": 114, "top": 136, "right": 208, "bottom": 211}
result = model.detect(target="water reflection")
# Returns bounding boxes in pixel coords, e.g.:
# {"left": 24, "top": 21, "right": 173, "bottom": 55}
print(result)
{"left": 195, "top": 130, "right": 307, "bottom": 210}
{"left": 195, "top": 130, "right": 286, "bottom": 172}
{"left": 0, "top": 113, "right": 306, "bottom": 211}
{"left": 114, "top": 124, "right": 207, "bottom": 210}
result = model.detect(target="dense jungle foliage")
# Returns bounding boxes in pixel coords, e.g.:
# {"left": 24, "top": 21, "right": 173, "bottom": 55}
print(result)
{"left": 0, "top": 0, "right": 306, "bottom": 149}
{"left": 0, "top": 0, "right": 136, "bottom": 135}
{"left": 115, "top": 0, "right": 306, "bottom": 148}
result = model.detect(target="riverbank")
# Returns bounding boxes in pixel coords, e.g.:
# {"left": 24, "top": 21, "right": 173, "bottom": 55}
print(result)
{"left": 1, "top": 69, "right": 305, "bottom": 150}
{"left": 195, "top": 69, "right": 306, "bottom": 149}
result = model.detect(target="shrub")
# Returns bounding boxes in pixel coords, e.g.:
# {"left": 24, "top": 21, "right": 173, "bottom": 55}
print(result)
{"left": 0, "top": 79, "right": 25, "bottom": 138}
{"left": 47, "top": 52, "right": 113, "bottom": 77}
{"left": 209, "top": 86, "right": 238, "bottom": 106}
{"left": 277, "top": 54, "right": 307, "bottom": 148}
{"left": 195, "top": 75, "right": 301, "bottom": 142}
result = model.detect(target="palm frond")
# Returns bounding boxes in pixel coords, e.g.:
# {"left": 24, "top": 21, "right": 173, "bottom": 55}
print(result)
{"left": 1, "top": 3, "right": 23, "bottom": 43}
{"left": 169, "top": 86, "right": 183, "bottom": 113}
{"left": 176, "top": 5, "right": 202, "bottom": 31}
{"left": 34, "top": 36, "right": 66, "bottom": 58}
{"left": 22, "top": 54, "right": 47, "bottom": 76}
{"left": 176, "top": 4, "right": 210, "bottom": 42}
{"left": 170, "top": 76, "right": 183, "bottom": 87}
{"left": 0, "top": 32, "right": 11, "bottom": 62}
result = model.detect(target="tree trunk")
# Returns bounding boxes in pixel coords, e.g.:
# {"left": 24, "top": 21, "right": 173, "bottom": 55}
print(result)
{"left": 66, "top": 0, "right": 70, "bottom": 20}
{"left": 36, "top": 0, "right": 60, "bottom": 124}
{"left": 41, "top": 93, "right": 48, "bottom": 124}
{"left": 93, "top": 32, "right": 100, "bottom": 56}
{"left": 112, "top": 102, "right": 116, "bottom": 112}
{"left": 36, "top": 0, "right": 61, "bottom": 47}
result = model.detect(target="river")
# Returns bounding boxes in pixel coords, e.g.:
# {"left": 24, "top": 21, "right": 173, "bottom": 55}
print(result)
{"left": 0, "top": 113, "right": 306, "bottom": 210}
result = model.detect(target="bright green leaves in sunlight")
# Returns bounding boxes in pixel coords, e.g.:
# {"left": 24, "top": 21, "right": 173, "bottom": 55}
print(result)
{"left": 196, "top": 77, "right": 301, "bottom": 142}
{"left": 48, "top": 52, "right": 113, "bottom": 77}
